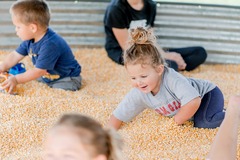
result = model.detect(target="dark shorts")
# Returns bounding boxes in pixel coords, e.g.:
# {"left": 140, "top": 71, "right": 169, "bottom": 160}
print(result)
{"left": 193, "top": 86, "right": 225, "bottom": 128}
{"left": 38, "top": 76, "right": 82, "bottom": 91}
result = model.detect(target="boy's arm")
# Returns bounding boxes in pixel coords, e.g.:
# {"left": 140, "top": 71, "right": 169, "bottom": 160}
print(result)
{"left": 207, "top": 95, "right": 240, "bottom": 160}
{"left": 15, "top": 68, "right": 47, "bottom": 83}
{"left": 174, "top": 97, "right": 201, "bottom": 125}
{"left": 0, "top": 51, "right": 24, "bottom": 72}
{"left": 1, "top": 68, "right": 47, "bottom": 93}
{"left": 108, "top": 114, "right": 123, "bottom": 130}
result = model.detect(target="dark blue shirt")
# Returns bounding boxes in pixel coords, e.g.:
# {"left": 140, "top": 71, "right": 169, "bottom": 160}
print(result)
{"left": 16, "top": 28, "right": 81, "bottom": 83}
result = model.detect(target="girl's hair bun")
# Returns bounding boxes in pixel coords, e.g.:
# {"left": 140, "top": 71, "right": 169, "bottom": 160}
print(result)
{"left": 129, "top": 27, "right": 156, "bottom": 45}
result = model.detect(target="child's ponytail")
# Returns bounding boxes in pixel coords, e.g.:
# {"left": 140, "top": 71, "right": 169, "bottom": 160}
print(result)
{"left": 129, "top": 27, "right": 156, "bottom": 45}
{"left": 105, "top": 127, "right": 124, "bottom": 160}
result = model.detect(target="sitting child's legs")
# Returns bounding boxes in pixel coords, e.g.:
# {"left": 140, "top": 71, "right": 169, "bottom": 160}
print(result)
{"left": 107, "top": 48, "right": 124, "bottom": 65}
{"left": 168, "top": 46, "right": 207, "bottom": 71}
{"left": 165, "top": 60, "right": 178, "bottom": 71}
{"left": 193, "top": 86, "right": 225, "bottom": 128}
{"left": 48, "top": 76, "right": 82, "bottom": 91}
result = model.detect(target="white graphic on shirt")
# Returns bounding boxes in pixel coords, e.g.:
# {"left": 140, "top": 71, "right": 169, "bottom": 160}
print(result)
{"left": 129, "top": 19, "right": 147, "bottom": 29}
{"left": 28, "top": 48, "right": 38, "bottom": 58}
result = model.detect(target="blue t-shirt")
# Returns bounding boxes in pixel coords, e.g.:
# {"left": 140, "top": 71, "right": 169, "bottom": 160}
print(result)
{"left": 16, "top": 28, "right": 81, "bottom": 83}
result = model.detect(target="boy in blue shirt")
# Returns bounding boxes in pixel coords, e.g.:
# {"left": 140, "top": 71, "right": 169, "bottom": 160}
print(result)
{"left": 0, "top": 0, "right": 81, "bottom": 93}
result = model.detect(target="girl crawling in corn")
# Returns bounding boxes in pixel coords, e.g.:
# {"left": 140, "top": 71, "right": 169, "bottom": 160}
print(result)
{"left": 109, "top": 27, "right": 225, "bottom": 130}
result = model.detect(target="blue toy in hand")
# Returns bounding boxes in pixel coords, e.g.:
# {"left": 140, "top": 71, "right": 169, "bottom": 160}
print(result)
{"left": 9, "top": 63, "right": 26, "bottom": 75}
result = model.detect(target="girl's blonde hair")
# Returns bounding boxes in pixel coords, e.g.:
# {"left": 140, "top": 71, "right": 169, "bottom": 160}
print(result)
{"left": 54, "top": 114, "right": 123, "bottom": 160}
{"left": 10, "top": 0, "right": 50, "bottom": 29}
{"left": 124, "top": 27, "right": 165, "bottom": 68}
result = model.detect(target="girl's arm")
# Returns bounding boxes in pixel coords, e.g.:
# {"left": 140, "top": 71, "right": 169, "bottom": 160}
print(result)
{"left": 108, "top": 114, "right": 123, "bottom": 131}
{"left": 174, "top": 97, "right": 201, "bottom": 125}
{"left": 207, "top": 95, "right": 240, "bottom": 160}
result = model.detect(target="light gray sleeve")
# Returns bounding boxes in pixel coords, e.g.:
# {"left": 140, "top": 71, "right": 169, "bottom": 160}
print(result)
{"left": 113, "top": 89, "right": 147, "bottom": 122}
{"left": 166, "top": 70, "right": 200, "bottom": 106}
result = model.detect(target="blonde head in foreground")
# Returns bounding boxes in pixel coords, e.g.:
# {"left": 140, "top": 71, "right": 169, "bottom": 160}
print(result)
{"left": 43, "top": 114, "right": 123, "bottom": 160}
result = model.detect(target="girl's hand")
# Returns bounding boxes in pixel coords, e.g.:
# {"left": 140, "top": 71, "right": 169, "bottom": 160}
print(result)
{"left": 1, "top": 75, "right": 18, "bottom": 94}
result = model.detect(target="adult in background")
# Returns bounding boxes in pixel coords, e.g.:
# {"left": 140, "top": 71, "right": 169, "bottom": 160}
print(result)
{"left": 104, "top": 0, "right": 207, "bottom": 71}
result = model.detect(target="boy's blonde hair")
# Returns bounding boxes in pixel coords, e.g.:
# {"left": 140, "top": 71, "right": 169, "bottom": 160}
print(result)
{"left": 10, "top": 0, "right": 50, "bottom": 29}
{"left": 53, "top": 114, "right": 123, "bottom": 160}
{"left": 124, "top": 27, "right": 165, "bottom": 68}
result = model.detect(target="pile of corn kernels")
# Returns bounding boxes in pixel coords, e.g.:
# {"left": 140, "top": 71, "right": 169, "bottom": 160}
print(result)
{"left": 1, "top": 49, "right": 240, "bottom": 159}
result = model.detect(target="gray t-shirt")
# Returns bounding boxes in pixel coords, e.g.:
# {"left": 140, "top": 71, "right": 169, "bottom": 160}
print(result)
{"left": 113, "top": 67, "right": 216, "bottom": 122}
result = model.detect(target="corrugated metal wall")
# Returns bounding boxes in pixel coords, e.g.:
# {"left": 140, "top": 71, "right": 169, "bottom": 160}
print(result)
{"left": 0, "top": 1, "right": 239, "bottom": 64}
{"left": 155, "top": 2, "right": 240, "bottom": 63}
